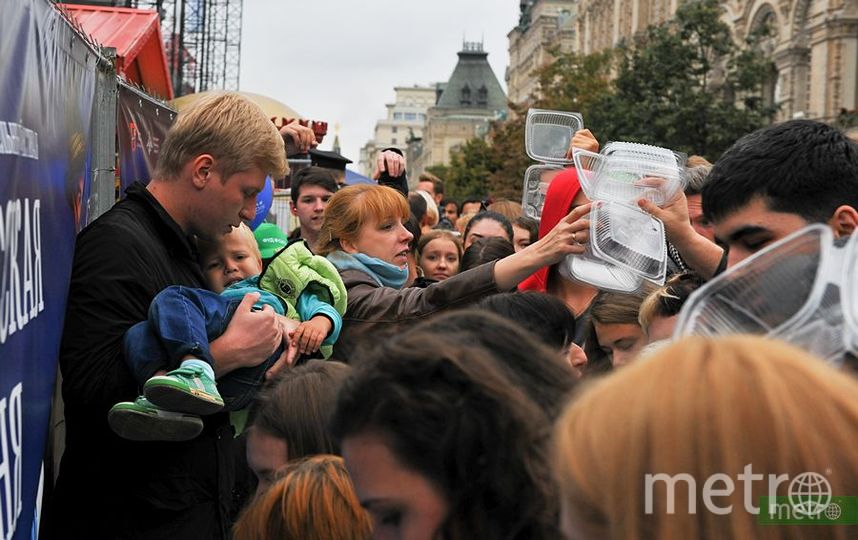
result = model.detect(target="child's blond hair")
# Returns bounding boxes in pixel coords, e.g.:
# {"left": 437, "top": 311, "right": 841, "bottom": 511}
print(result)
{"left": 198, "top": 223, "right": 261, "bottom": 262}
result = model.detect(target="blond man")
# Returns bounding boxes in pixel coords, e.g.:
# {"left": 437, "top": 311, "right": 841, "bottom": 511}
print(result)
{"left": 52, "top": 93, "right": 293, "bottom": 538}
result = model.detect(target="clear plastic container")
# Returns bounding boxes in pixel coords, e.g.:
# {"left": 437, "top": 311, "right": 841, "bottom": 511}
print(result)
{"left": 525, "top": 109, "right": 584, "bottom": 165}
{"left": 839, "top": 233, "right": 858, "bottom": 355}
{"left": 602, "top": 141, "right": 683, "bottom": 165}
{"left": 572, "top": 146, "right": 686, "bottom": 206}
{"left": 521, "top": 164, "right": 562, "bottom": 220}
{"left": 563, "top": 247, "right": 645, "bottom": 293}
{"left": 673, "top": 224, "right": 848, "bottom": 366}
{"left": 589, "top": 201, "right": 667, "bottom": 285}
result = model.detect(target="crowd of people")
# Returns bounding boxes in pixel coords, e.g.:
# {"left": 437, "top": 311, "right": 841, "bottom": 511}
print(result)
{"left": 48, "top": 92, "right": 858, "bottom": 539}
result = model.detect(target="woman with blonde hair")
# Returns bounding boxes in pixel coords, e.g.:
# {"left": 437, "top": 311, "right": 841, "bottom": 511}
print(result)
{"left": 233, "top": 454, "right": 371, "bottom": 540}
{"left": 316, "top": 184, "right": 591, "bottom": 360}
{"left": 637, "top": 272, "right": 704, "bottom": 343}
{"left": 554, "top": 335, "right": 858, "bottom": 540}
{"left": 488, "top": 199, "right": 524, "bottom": 222}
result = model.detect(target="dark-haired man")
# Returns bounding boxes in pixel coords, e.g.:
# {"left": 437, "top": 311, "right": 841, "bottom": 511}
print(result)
{"left": 288, "top": 166, "right": 339, "bottom": 246}
{"left": 703, "top": 119, "right": 858, "bottom": 268}
{"left": 642, "top": 120, "right": 858, "bottom": 278}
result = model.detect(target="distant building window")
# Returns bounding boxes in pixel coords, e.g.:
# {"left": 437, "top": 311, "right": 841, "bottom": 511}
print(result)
{"left": 391, "top": 138, "right": 397, "bottom": 145}
{"left": 404, "top": 112, "right": 417, "bottom": 121}
{"left": 461, "top": 84, "right": 471, "bottom": 106}
{"left": 393, "top": 112, "right": 403, "bottom": 120}
{"left": 418, "top": 113, "right": 426, "bottom": 121}
{"left": 477, "top": 85, "right": 488, "bottom": 106}
{"left": 392, "top": 126, "right": 398, "bottom": 133}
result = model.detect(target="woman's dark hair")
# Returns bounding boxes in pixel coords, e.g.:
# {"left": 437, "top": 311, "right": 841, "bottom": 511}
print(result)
{"left": 409, "top": 309, "right": 576, "bottom": 419}
{"left": 513, "top": 216, "right": 539, "bottom": 245}
{"left": 477, "top": 292, "right": 576, "bottom": 351}
{"left": 248, "top": 360, "right": 352, "bottom": 458}
{"left": 404, "top": 214, "right": 422, "bottom": 254}
{"left": 330, "top": 334, "right": 560, "bottom": 540}
{"left": 462, "top": 210, "right": 514, "bottom": 243}
{"left": 460, "top": 237, "right": 515, "bottom": 272}
{"left": 408, "top": 191, "right": 428, "bottom": 223}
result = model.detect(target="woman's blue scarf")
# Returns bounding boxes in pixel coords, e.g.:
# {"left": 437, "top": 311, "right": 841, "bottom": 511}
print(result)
{"left": 327, "top": 250, "right": 409, "bottom": 290}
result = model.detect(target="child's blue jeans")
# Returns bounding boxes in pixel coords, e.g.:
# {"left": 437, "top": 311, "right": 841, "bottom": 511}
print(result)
{"left": 123, "top": 285, "right": 283, "bottom": 411}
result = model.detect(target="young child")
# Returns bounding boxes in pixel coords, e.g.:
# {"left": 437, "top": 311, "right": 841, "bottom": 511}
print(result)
{"left": 108, "top": 224, "right": 346, "bottom": 442}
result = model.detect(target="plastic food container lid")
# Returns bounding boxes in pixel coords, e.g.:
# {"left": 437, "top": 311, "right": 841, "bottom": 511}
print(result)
{"left": 525, "top": 109, "right": 584, "bottom": 165}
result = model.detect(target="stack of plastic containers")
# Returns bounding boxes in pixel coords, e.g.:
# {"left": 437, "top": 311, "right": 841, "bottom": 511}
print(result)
{"left": 520, "top": 109, "right": 686, "bottom": 292}
{"left": 521, "top": 109, "right": 584, "bottom": 220}
{"left": 674, "top": 224, "right": 850, "bottom": 366}
{"left": 568, "top": 142, "right": 686, "bottom": 291}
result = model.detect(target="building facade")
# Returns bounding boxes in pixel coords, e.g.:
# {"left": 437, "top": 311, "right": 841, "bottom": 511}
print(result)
{"left": 507, "top": 0, "right": 579, "bottom": 105}
{"left": 359, "top": 85, "right": 436, "bottom": 176}
{"left": 574, "top": 0, "right": 858, "bottom": 122}
{"left": 410, "top": 42, "right": 509, "bottom": 177}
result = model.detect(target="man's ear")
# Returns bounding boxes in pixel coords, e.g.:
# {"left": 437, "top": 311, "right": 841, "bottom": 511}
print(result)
{"left": 191, "top": 154, "right": 215, "bottom": 189}
{"left": 828, "top": 205, "right": 858, "bottom": 238}
{"left": 289, "top": 200, "right": 298, "bottom": 217}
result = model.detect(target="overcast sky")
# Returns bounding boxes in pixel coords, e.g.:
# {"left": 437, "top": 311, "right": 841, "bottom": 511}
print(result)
{"left": 240, "top": 1, "right": 520, "bottom": 168}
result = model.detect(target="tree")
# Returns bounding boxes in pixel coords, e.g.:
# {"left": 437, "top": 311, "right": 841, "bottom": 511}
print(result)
{"left": 438, "top": 0, "right": 776, "bottom": 199}
{"left": 429, "top": 137, "right": 499, "bottom": 200}
{"left": 591, "top": 0, "right": 777, "bottom": 159}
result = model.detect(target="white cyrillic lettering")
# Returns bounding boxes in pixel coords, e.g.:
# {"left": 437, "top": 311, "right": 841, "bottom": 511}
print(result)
{"left": 9, "top": 200, "right": 21, "bottom": 336}
{"left": 32, "top": 200, "right": 42, "bottom": 313}
{"left": 0, "top": 395, "right": 10, "bottom": 538}
{"left": 0, "top": 201, "right": 6, "bottom": 344}
{"left": 20, "top": 200, "right": 31, "bottom": 328}
{"left": 9, "top": 384, "right": 22, "bottom": 526}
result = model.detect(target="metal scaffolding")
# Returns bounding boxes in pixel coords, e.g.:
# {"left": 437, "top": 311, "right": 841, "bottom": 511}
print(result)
{"left": 128, "top": 0, "right": 243, "bottom": 95}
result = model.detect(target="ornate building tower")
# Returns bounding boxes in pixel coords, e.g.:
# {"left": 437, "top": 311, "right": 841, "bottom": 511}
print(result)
{"left": 411, "top": 41, "right": 508, "bottom": 176}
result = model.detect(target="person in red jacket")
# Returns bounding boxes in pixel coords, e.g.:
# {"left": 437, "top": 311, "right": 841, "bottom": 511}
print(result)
{"left": 518, "top": 168, "right": 597, "bottom": 345}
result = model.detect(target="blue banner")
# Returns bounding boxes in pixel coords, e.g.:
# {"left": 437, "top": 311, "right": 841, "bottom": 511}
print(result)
{"left": 0, "top": 1, "right": 97, "bottom": 538}
{"left": 117, "top": 82, "right": 176, "bottom": 193}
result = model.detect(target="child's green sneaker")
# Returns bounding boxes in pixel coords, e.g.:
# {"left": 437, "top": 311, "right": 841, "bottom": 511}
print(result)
{"left": 144, "top": 362, "right": 224, "bottom": 415}
{"left": 109, "top": 396, "right": 203, "bottom": 442}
